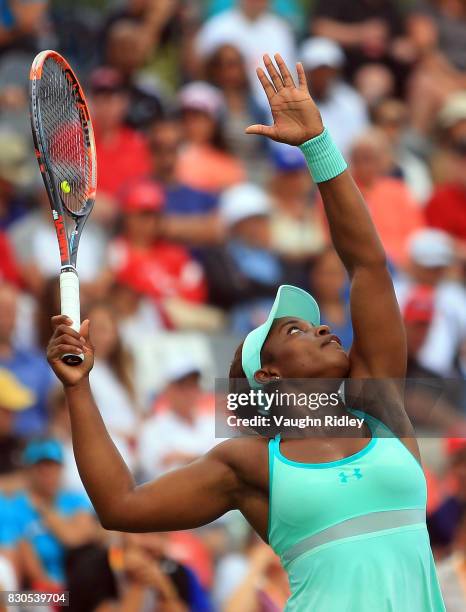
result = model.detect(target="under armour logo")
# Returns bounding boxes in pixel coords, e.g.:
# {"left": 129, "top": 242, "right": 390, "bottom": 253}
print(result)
{"left": 339, "top": 468, "right": 363, "bottom": 483}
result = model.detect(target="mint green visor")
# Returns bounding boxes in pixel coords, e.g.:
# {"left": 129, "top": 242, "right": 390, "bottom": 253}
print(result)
{"left": 241, "top": 285, "right": 320, "bottom": 389}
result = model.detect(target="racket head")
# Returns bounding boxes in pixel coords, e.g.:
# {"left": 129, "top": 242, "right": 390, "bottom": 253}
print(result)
{"left": 30, "top": 51, "right": 97, "bottom": 225}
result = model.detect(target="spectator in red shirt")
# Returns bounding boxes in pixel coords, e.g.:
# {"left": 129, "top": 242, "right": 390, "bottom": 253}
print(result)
{"left": 89, "top": 67, "right": 151, "bottom": 203}
{"left": 107, "top": 180, "right": 208, "bottom": 323}
{"left": 425, "top": 93, "right": 466, "bottom": 244}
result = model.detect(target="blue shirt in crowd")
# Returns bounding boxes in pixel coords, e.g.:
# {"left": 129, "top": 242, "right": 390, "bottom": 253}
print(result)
{"left": 0, "top": 348, "right": 53, "bottom": 437}
{"left": 1, "top": 490, "right": 92, "bottom": 583}
{"left": 164, "top": 184, "right": 217, "bottom": 216}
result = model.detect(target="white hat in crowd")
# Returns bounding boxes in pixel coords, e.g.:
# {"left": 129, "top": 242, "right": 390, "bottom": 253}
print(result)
{"left": 408, "top": 229, "right": 455, "bottom": 268}
{"left": 164, "top": 357, "right": 201, "bottom": 385}
{"left": 178, "top": 81, "right": 225, "bottom": 119}
{"left": 219, "top": 183, "right": 272, "bottom": 228}
{"left": 300, "top": 37, "right": 345, "bottom": 71}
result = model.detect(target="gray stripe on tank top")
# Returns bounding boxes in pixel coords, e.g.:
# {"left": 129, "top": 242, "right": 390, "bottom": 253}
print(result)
{"left": 282, "top": 508, "right": 426, "bottom": 564}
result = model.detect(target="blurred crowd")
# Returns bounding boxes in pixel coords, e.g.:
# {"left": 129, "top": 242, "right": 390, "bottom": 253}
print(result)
{"left": 0, "top": 0, "right": 466, "bottom": 610}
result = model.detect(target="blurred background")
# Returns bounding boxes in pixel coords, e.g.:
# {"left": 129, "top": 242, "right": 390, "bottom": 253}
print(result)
{"left": 0, "top": 0, "right": 466, "bottom": 610}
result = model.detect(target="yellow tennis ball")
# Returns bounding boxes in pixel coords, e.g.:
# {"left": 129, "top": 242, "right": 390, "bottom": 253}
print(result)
{"left": 61, "top": 180, "right": 71, "bottom": 194}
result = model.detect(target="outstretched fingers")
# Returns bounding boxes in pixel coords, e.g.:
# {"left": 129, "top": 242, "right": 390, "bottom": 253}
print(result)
{"left": 274, "top": 53, "right": 295, "bottom": 87}
{"left": 256, "top": 67, "right": 276, "bottom": 102}
{"left": 263, "top": 54, "right": 284, "bottom": 91}
{"left": 296, "top": 62, "right": 308, "bottom": 91}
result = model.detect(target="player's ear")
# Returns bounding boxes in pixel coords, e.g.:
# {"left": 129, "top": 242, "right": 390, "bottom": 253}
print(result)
{"left": 254, "top": 367, "right": 281, "bottom": 386}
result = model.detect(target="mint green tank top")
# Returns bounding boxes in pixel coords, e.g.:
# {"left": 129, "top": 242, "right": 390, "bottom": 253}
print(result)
{"left": 268, "top": 411, "right": 445, "bottom": 611}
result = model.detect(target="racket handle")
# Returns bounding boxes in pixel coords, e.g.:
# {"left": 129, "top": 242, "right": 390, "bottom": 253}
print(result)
{"left": 60, "top": 270, "right": 84, "bottom": 366}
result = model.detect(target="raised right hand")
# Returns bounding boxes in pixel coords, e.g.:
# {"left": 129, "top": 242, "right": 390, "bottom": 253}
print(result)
{"left": 47, "top": 316, "right": 94, "bottom": 386}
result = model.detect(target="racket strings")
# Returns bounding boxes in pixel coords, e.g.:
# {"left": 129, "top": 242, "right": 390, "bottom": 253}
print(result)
{"left": 39, "top": 58, "right": 92, "bottom": 216}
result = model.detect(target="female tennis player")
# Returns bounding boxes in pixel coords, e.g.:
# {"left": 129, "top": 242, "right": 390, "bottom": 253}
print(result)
{"left": 47, "top": 54, "right": 445, "bottom": 611}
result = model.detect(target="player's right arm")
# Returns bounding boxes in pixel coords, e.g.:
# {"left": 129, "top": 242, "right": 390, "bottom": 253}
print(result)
{"left": 47, "top": 316, "right": 241, "bottom": 532}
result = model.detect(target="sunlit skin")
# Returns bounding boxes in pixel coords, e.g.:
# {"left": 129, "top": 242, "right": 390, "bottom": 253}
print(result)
{"left": 45, "top": 54, "right": 417, "bottom": 547}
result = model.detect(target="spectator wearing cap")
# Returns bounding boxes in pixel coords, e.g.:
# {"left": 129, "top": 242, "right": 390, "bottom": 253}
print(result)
{"left": 425, "top": 93, "right": 466, "bottom": 243}
{"left": 151, "top": 357, "right": 215, "bottom": 417}
{"left": 0, "top": 439, "right": 96, "bottom": 587}
{"left": 203, "top": 42, "right": 271, "bottom": 183}
{"left": 89, "top": 67, "right": 152, "bottom": 202}
{"left": 176, "top": 81, "right": 246, "bottom": 194}
{"left": 147, "top": 117, "right": 220, "bottom": 246}
{"left": 107, "top": 179, "right": 208, "bottom": 324}
{"left": 0, "top": 368, "right": 33, "bottom": 489}
{"left": 268, "top": 143, "right": 326, "bottom": 262}
{"left": 201, "top": 183, "right": 284, "bottom": 332}
{"left": 349, "top": 128, "right": 424, "bottom": 267}
{"left": 0, "top": 283, "right": 53, "bottom": 436}
{"left": 300, "top": 37, "right": 368, "bottom": 156}
{"left": 395, "top": 229, "right": 466, "bottom": 377}
{"left": 138, "top": 359, "right": 218, "bottom": 481}
{"left": 196, "top": 0, "right": 296, "bottom": 106}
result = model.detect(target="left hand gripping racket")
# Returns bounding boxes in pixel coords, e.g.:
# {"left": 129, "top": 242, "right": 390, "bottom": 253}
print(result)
{"left": 30, "top": 50, "right": 97, "bottom": 365}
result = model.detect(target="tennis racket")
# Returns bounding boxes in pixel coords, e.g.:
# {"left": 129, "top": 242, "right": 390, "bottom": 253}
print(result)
{"left": 29, "top": 50, "right": 97, "bottom": 365}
